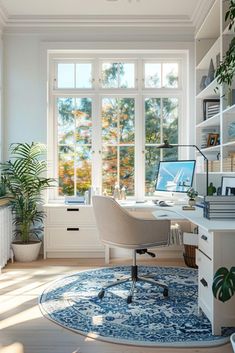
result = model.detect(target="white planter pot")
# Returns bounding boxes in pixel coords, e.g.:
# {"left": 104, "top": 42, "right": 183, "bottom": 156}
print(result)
{"left": 231, "top": 333, "right": 235, "bottom": 353}
{"left": 12, "top": 241, "right": 41, "bottom": 262}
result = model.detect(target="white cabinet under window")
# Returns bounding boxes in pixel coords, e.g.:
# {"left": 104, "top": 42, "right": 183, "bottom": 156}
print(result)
{"left": 44, "top": 204, "right": 104, "bottom": 258}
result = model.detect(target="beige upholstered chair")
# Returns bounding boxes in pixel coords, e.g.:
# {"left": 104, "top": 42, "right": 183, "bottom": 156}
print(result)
{"left": 92, "top": 195, "right": 171, "bottom": 303}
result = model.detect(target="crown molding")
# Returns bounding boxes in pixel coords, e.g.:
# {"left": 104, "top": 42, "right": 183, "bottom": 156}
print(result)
{"left": 4, "top": 14, "right": 193, "bottom": 28}
{"left": 0, "top": 0, "right": 215, "bottom": 36}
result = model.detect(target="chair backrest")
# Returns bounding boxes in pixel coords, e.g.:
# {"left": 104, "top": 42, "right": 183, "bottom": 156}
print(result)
{"left": 92, "top": 195, "right": 170, "bottom": 249}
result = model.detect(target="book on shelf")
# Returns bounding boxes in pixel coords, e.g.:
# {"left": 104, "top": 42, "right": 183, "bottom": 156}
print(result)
{"left": 204, "top": 203, "right": 235, "bottom": 210}
{"left": 204, "top": 195, "right": 235, "bottom": 202}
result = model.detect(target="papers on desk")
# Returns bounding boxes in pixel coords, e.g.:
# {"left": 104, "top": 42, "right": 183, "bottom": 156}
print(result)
{"left": 153, "top": 210, "right": 184, "bottom": 220}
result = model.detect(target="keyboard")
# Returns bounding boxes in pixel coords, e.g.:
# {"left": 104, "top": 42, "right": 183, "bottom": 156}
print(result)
{"left": 152, "top": 200, "right": 174, "bottom": 207}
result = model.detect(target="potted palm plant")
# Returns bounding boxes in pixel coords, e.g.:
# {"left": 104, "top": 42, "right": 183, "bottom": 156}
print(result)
{"left": 0, "top": 142, "right": 54, "bottom": 262}
{"left": 213, "top": 267, "right": 235, "bottom": 351}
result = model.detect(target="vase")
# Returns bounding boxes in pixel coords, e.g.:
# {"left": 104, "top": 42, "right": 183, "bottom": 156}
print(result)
{"left": 188, "top": 199, "right": 196, "bottom": 207}
{"left": 12, "top": 241, "right": 41, "bottom": 262}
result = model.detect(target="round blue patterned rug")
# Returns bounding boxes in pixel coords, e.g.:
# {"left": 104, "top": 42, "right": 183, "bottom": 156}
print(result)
{"left": 39, "top": 266, "right": 234, "bottom": 347}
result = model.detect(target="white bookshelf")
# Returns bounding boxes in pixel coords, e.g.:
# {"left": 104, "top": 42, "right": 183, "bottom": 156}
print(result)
{"left": 195, "top": 0, "right": 235, "bottom": 194}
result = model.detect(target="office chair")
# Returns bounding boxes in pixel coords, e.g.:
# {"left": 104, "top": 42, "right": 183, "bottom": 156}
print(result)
{"left": 92, "top": 195, "right": 171, "bottom": 304}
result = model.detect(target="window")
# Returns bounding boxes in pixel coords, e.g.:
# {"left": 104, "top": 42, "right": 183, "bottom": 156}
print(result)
{"left": 102, "top": 97, "right": 135, "bottom": 196}
{"left": 49, "top": 54, "right": 184, "bottom": 199}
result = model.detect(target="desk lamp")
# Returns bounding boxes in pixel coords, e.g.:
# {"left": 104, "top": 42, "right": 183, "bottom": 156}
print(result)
{"left": 157, "top": 140, "right": 209, "bottom": 196}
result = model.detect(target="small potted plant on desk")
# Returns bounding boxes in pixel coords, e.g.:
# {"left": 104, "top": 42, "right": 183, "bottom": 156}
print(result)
{"left": 186, "top": 187, "right": 198, "bottom": 207}
{"left": 213, "top": 267, "right": 235, "bottom": 351}
{"left": 0, "top": 142, "right": 54, "bottom": 262}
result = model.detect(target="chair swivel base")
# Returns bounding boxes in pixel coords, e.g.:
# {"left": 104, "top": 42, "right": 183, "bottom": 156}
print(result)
{"left": 98, "top": 265, "right": 168, "bottom": 304}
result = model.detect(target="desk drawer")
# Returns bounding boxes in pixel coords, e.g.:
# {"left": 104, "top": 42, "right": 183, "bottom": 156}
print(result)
{"left": 196, "top": 249, "right": 213, "bottom": 317}
{"left": 46, "top": 206, "right": 96, "bottom": 226}
{"left": 198, "top": 227, "right": 213, "bottom": 259}
{"left": 46, "top": 226, "right": 102, "bottom": 250}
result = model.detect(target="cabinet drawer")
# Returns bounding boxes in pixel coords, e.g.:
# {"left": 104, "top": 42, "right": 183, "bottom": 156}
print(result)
{"left": 198, "top": 227, "right": 213, "bottom": 259}
{"left": 46, "top": 206, "right": 96, "bottom": 226}
{"left": 196, "top": 249, "right": 213, "bottom": 317}
{"left": 46, "top": 226, "right": 102, "bottom": 250}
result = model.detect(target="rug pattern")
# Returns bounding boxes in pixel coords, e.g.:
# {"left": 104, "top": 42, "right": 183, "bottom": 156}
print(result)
{"left": 39, "top": 266, "right": 234, "bottom": 347}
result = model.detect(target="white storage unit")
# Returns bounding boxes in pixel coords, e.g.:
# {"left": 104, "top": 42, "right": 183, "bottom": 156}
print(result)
{"left": 44, "top": 204, "right": 104, "bottom": 259}
{"left": 196, "top": 226, "right": 235, "bottom": 335}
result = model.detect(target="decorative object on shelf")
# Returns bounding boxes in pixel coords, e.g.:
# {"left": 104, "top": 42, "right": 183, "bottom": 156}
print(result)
{"left": 0, "top": 142, "right": 54, "bottom": 262}
{"left": 207, "top": 133, "right": 219, "bottom": 147}
{"left": 200, "top": 75, "right": 207, "bottom": 90}
{"left": 206, "top": 59, "right": 215, "bottom": 85}
{"left": 228, "top": 121, "right": 235, "bottom": 140}
{"left": 208, "top": 182, "right": 216, "bottom": 196}
{"left": 186, "top": 187, "right": 198, "bottom": 207}
{"left": 157, "top": 140, "right": 209, "bottom": 195}
{"left": 215, "top": 1, "right": 235, "bottom": 91}
{"left": 203, "top": 99, "right": 220, "bottom": 120}
{"left": 221, "top": 175, "right": 235, "bottom": 195}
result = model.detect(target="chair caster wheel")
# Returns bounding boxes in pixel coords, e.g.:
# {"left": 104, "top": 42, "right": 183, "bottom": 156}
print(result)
{"left": 127, "top": 295, "right": 132, "bottom": 304}
{"left": 98, "top": 289, "right": 105, "bottom": 299}
{"left": 163, "top": 288, "right": 168, "bottom": 297}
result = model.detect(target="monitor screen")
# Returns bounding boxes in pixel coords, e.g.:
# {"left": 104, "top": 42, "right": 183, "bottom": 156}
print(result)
{"left": 155, "top": 160, "right": 196, "bottom": 193}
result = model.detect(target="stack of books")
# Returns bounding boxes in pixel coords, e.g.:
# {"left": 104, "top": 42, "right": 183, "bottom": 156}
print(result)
{"left": 203, "top": 195, "right": 235, "bottom": 219}
{"left": 206, "top": 103, "right": 220, "bottom": 119}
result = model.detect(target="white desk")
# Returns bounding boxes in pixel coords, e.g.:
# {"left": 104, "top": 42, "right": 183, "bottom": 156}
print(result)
{"left": 153, "top": 205, "right": 235, "bottom": 335}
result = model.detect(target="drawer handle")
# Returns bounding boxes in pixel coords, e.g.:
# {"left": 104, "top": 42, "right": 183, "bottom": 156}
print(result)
{"left": 201, "top": 235, "right": 208, "bottom": 241}
{"left": 67, "top": 227, "right": 79, "bottom": 231}
{"left": 67, "top": 208, "right": 79, "bottom": 212}
{"left": 200, "top": 278, "right": 208, "bottom": 287}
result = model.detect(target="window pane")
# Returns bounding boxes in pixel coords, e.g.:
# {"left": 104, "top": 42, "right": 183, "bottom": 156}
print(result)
{"left": 145, "top": 146, "right": 160, "bottom": 195}
{"left": 120, "top": 146, "right": 134, "bottom": 195}
{"left": 76, "top": 146, "right": 92, "bottom": 195}
{"left": 163, "top": 147, "right": 178, "bottom": 161}
{"left": 102, "top": 98, "right": 118, "bottom": 144}
{"left": 145, "top": 63, "right": 161, "bottom": 88}
{"left": 76, "top": 63, "right": 92, "bottom": 88}
{"left": 58, "top": 146, "right": 75, "bottom": 196}
{"left": 120, "top": 98, "right": 135, "bottom": 144}
{"left": 162, "top": 98, "right": 179, "bottom": 144}
{"left": 58, "top": 64, "right": 75, "bottom": 88}
{"left": 57, "top": 98, "right": 75, "bottom": 145}
{"left": 75, "top": 98, "right": 92, "bottom": 144}
{"left": 163, "top": 63, "right": 178, "bottom": 88}
{"left": 102, "top": 146, "right": 117, "bottom": 195}
{"left": 101, "top": 63, "right": 119, "bottom": 88}
{"left": 119, "top": 63, "right": 135, "bottom": 88}
{"left": 145, "top": 98, "right": 161, "bottom": 143}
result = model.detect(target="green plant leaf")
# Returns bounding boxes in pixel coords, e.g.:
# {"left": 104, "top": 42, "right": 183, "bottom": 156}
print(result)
{"left": 212, "top": 267, "right": 235, "bottom": 302}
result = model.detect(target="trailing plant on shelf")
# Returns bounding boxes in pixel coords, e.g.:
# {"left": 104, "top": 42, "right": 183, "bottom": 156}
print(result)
{"left": 215, "top": 0, "right": 235, "bottom": 90}
{"left": 0, "top": 143, "right": 54, "bottom": 253}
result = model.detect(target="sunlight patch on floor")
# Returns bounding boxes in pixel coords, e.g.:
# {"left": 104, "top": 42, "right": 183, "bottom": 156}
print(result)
{"left": 0, "top": 305, "right": 41, "bottom": 330}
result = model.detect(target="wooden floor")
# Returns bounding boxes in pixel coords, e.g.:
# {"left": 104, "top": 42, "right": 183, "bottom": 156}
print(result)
{"left": 0, "top": 257, "right": 233, "bottom": 353}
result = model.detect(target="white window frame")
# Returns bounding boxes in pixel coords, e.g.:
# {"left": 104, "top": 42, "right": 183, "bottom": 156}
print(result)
{"left": 48, "top": 51, "right": 187, "bottom": 201}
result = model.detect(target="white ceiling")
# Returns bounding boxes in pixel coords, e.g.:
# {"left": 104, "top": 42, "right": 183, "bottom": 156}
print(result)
{"left": 0, "top": 0, "right": 215, "bottom": 35}
{"left": 0, "top": 0, "right": 203, "bottom": 17}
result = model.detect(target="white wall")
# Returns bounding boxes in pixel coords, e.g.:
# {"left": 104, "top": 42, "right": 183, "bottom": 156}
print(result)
{"left": 3, "top": 28, "right": 195, "bottom": 158}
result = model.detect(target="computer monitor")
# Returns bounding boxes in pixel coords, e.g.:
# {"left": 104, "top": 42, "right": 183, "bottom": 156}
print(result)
{"left": 155, "top": 160, "right": 196, "bottom": 193}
